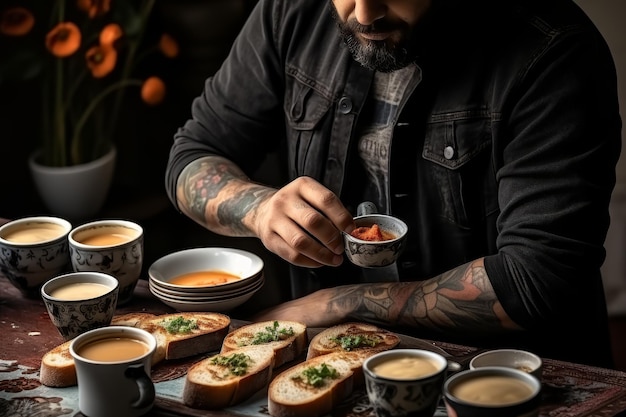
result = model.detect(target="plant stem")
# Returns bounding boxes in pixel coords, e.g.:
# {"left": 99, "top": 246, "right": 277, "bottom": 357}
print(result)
{"left": 99, "top": 0, "right": 155, "bottom": 157}
{"left": 70, "top": 79, "right": 142, "bottom": 165}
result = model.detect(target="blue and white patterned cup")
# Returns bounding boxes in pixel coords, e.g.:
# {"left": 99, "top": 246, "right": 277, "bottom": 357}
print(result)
{"left": 69, "top": 219, "right": 143, "bottom": 305}
{"left": 363, "top": 349, "right": 448, "bottom": 417}
{"left": 0, "top": 216, "right": 72, "bottom": 297}
{"left": 41, "top": 271, "right": 119, "bottom": 340}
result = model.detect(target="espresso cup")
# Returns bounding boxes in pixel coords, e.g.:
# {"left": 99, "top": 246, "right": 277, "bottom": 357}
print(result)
{"left": 443, "top": 367, "right": 542, "bottom": 417}
{"left": 0, "top": 216, "right": 72, "bottom": 297}
{"left": 343, "top": 202, "right": 408, "bottom": 268}
{"left": 70, "top": 326, "right": 157, "bottom": 417}
{"left": 362, "top": 349, "right": 448, "bottom": 417}
{"left": 69, "top": 219, "right": 143, "bottom": 305}
{"left": 41, "top": 271, "right": 119, "bottom": 340}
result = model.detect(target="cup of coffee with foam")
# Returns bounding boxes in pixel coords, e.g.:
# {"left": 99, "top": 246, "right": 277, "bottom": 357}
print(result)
{"left": 70, "top": 326, "right": 157, "bottom": 417}
{"left": 443, "top": 366, "right": 541, "bottom": 417}
{"left": 41, "top": 271, "right": 119, "bottom": 340}
{"left": 69, "top": 219, "right": 143, "bottom": 305}
{"left": 0, "top": 216, "right": 72, "bottom": 296}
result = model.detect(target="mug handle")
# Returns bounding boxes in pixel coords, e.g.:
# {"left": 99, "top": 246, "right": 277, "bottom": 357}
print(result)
{"left": 125, "top": 364, "right": 155, "bottom": 409}
{"left": 357, "top": 201, "right": 378, "bottom": 216}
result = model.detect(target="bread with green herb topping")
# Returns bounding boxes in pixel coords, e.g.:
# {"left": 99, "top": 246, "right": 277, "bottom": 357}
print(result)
{"left": 221, "top": 320, "right": 307, "bottom": 367}
{"left": 306, "top": 322, "right": 400, "bottom": 360}
{"left": 39, "top": 312, "right": 231, "bottom": 387}
{"left": 139, "top": 312, "right": 231, "bottom": 360}
{"left": 182, "top": 345, "right": 275, "bottom": 409}
{"left": 267, "top": 351, "right": 359, "bottom": 417}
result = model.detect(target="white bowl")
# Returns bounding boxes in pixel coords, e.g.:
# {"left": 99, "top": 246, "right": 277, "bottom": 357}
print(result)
{"left": 148, "top": 247, "right": 264, "bottom": 293}
{"left": 149, "top": 274, "right": 264, "bottom": 299}
{"left": 469, "top": 349, "right": 543, "bottom": 378}
{"left": 149, "top": 284, "right": 261, "bottom": 312}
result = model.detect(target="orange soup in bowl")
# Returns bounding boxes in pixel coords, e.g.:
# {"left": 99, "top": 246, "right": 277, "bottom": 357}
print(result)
{"left": 170, "top": 270, "right": 241, "bottom": 286}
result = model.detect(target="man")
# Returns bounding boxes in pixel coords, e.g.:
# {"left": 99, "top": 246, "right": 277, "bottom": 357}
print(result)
{"left": 165, "top": 0, "right": 621, "bottom": 367}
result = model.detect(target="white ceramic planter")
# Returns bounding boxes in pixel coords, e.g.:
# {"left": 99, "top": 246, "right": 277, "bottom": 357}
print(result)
{"left": 29, "top": 146, "right": 116, "bottom": 222}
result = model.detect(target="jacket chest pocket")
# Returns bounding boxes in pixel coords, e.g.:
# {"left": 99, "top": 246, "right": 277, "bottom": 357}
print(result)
{"left": 284, "top": 68, "right": 333, "bottom": 179}
{"left": 422, "top": 114, "right": 498, "bottom": 228}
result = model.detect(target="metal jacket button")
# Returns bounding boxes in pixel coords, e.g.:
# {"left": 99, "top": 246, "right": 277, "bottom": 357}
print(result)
{"left": 444, "top": 145, "right": 455, "bottom": 160}
{"left": 338, "top": 97, "right": 352, "bottom": 114}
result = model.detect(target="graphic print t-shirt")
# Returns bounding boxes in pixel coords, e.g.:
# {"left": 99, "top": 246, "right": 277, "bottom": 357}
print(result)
{"left": 357, "top": 64, "right": 421, "bottom": 214}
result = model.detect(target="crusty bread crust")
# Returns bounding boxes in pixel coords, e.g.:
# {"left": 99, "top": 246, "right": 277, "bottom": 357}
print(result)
{"left": 183, "top": 345, "right": 275, "bottom": 409}
{"left": 111, "top": 312, "right": 158, "bottom": 327}
{"left": 267, "top": 351, "right": 358, "bottom": 417}
{"left": 39, "top": 312, "right": 231, "bottom": 387}
{"left": 221, "top": 320, "right": 307, "bottom": 368}
{"left": 39, "top": 340, "right": 75, "bottom": 388}
{"left": 306, "top": 322, "right": 400, "bottom": 360}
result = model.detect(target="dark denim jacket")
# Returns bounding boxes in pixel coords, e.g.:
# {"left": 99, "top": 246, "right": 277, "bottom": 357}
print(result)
{"left": 166, "top": 0, "right": 621, "bottom": 366}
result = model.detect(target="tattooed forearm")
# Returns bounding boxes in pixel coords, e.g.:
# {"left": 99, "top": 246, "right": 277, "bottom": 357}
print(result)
{"left": 217, "top": 186, "right": 276, "bottom": 235}
{"left": 179, "top": 157, "right": 245, "bottom": 221}
{"left": 325, "top": 259, "right": 518, "bottom": 333}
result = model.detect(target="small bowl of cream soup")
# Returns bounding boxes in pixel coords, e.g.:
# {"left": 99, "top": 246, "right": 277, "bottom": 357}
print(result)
{"left": 443, "top": 367, "right": 542, "bottom": 417}
{"left": 41, "top": 271, "right": 119, "bottom": 340}
{"left": 362, "top": 349, "right": 448, "bottom": 417}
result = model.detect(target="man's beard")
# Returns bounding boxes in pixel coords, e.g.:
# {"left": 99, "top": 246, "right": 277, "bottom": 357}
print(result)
{"left": 328, "top": 4, "right": 417, "bottom": 73}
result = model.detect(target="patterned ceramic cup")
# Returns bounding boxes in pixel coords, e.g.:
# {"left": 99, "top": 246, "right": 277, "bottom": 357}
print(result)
{"left": 41, "top": 271, "right": 119, "bottom": 340}
{"left": 363, "top": 349, "right": 448, "bottom": 417}
{"left": 68, "top": 219, "right": 143, "bottom": 305}
{"left": 0, "top": 216, "right": 72, "bottom": 297}
{"left": 343, "top": 202, "right": 408, "bottom": 268}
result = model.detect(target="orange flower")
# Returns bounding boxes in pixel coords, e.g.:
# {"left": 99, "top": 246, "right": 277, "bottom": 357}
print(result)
{"left": 141, "top": 76, "right": 166, "bottom": 106}
{"left": 77, "top": 0, "right": 111, "bottom": 18}
{"left": 46, "top": 22, "right": 81, "bottom": 58}
{"left": 159, "top": 33, "right": 179, "bottom": 58}
{"left": 86, "top": 44, "right": 117, "bottom": 78}
{"left": 0, "top": 7, "right": 35, "bottom": 37}
{"left": 99, "top": 23, "right": 122, "bottom": 47}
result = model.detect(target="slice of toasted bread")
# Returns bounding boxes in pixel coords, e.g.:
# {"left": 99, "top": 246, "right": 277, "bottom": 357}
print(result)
{"left": 221, "top": 320, "right": 307, "bottom": 368}
{"left": 138, "top": 312, "right": 231, "bottom": 360}
{"left": 39, "top": 339, "right": 75, "bottom": 388}
{"left": 182, "top": 345, "right": 275, "bottom": 409}
{"left": 111, "top": 312, "right": 158, "bottom": 327}
{"left": 39, "top": 312, "right": 230, "bottom": 387}
{"left": 267, "top": 351, "right": 359, "bottom": 417}
{"left": 306, "top": 322, "right": 400, "bottom": 360}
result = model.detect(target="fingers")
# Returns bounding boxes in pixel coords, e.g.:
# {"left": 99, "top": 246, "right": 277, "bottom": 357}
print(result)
{"left": 255, "top": 177, "right": 355, "bottom": 268}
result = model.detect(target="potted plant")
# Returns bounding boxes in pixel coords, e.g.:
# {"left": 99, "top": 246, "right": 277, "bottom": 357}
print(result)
{"left": 0, "top": 0, "right": 178, "bottom": 219}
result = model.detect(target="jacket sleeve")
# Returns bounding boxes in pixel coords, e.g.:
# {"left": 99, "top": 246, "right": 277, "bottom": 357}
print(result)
{"left": 164, "top": 0, "right": 286, "bottom": 210}
{"left": 484, "top": 20, "right": 622, "bottom": 329}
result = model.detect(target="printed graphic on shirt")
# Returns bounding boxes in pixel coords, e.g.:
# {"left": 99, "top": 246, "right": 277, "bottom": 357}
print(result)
{"left": 358, "top": 65, "right": 418, "bottom": 213}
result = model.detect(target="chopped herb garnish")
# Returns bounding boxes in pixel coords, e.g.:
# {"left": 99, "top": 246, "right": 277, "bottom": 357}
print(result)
{"left": 330, "top": 335, "right": 381, "bottom": 351}
{"left": 249, "top": 321, "right": 295, "bottom": 345}
{"left": 211, "top": 352, "right": 252, "bottom": 376}
{"left": 295, "top": 363, "right": 339, "bottom": 387}
{"left": 161, "top": 316, "right": 198, "bottom": 334}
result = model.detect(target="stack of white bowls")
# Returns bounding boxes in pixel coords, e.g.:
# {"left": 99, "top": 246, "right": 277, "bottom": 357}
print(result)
{"left": 148, "top": 247, "right": 264, "bottom": 312}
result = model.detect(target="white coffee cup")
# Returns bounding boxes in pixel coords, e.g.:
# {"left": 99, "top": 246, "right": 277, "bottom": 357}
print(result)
{"left": 70, "top": 326, "right": 157, "bottom": 417}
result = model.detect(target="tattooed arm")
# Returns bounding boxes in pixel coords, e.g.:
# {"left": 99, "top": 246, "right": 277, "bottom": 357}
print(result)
{"left": 175, "top": 155, "right": 355, "bottom": 268}
{"left": 253, "top": 258, "right": 522, "bottom": 333}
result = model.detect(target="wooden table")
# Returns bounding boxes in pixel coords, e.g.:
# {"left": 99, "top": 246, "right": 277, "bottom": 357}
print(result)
{"left": 1, "top": 275, "right": 626, "bottom": 417}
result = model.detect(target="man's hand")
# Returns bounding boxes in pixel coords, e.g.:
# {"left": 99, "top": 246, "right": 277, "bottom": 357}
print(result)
{"left": 252, "top": 177, "right": 355, "bottom": 268}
